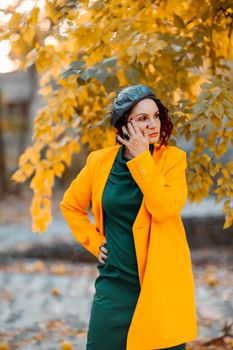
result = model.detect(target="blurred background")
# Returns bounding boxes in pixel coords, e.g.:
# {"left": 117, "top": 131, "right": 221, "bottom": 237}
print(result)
{"left": 0, "top": 0, "right": 233, "bottom": 349}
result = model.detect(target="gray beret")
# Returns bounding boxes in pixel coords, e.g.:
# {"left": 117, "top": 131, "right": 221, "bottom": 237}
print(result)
{"left": 110, "top": 84, "right": 158, "bottom": 126}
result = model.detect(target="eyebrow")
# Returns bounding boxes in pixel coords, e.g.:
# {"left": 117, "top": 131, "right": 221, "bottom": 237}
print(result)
{"left": 135, "top": 111, "right": 160, "bottom": 117}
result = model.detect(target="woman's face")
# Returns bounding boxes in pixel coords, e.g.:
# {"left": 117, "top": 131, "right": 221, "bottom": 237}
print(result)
{"left": 125, "top": 98, "right": 161, "bottom": 144}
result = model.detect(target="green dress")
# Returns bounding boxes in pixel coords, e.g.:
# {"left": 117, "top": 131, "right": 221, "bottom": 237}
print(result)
{"left": 86, "top": 144, "right": 186, "bottom": 350}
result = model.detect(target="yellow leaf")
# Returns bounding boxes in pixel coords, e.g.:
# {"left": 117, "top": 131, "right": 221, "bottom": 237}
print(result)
{"left": 31, "top": 151, "right": 40, "bottom": 165}
{"left": 39, "top": 85, "right": 53, "bottom": 96}
{"left": 8, "top": 13, "right": 22, "bottom": 30}
{"left": 11, "top": 169, "right": 27, "bottom": 183}
{"left": 33, "top": 260, "right": 45, "bottom": 272}
{"left": 61, "top": 151, "right": 71, "bottom": 166}
{"left": 51, "top": 264, "right": 66, "bottom": 275}
{"left": 51, "top": 287, "right": 60, "bottom": 297}
{"left": 29, "top": 7, "right": 40, "bottom": 25}
{"left": 0, "top": 342, "right": 10, "bottom": 350}
{"left": 30, "top": 196, "right": 41, "bottom": 216}
{"left": 32, "top": 218, "right": 47, "bottom": 233}
{"left": 22, "top": 163, "right": 34, "bottom": 177}
{"left": 205, "top": 273, "right": 218, "bottom": 287}
{"left": 221, "top": 168, "right": 230, "bottom": 179}
{"left": 44, "top": 169, "right": 55, "bottom": 187}
{"left": 60, "top": 341, "right": 73, "bottom": 350}
{"left": 45, "top": 0, "right": 60, "bottom": 22}
{"left": 42, "top": 197, "right": 51, "bottom": 207}
{"left": 19, "top": 147, "right": 34, "bottom": 166}
{"left": 210, "top": 115, "right": 221, "bottom": 128}
{"left": 70, "top": 140, "right": 81, "bottom": 152}
{"left": 223, "top": 218, "right": 233, "bottom": 229}
{"left": 148, "top": 63, "right": 155, "bottom": 74}
{"left": 53, "top": 162, "right": 65, "bottom": 177}
{"left": 22, "top": 26, "right": 35, "bottom": 46}
{"left": 30, "top": 173, "right": 44, "bottom": 192}
{"left": 217, "top": 142, "right": 228, "bottom": 156}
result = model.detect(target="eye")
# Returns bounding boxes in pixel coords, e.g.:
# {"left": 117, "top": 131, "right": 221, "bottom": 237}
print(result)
{"left": 138, "top": 116, "right": 146, "bottom": 121}
{"left": 154, "top": 114, "right": 159, "bottom": 119}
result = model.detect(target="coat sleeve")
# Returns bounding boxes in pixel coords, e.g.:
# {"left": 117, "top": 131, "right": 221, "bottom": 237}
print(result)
{"left": 60, "top": 151, "right": 106, "bottom": 259}
{"left": 126, "top": 148, "right": 188, "bottom": 222}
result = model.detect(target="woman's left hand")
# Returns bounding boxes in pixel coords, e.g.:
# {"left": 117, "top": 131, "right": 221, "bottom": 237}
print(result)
{"left": 117, "top": 119, "right": 150, "bottom": 158}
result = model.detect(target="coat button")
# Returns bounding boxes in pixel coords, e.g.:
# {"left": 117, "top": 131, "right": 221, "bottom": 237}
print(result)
{"left": 141, "top": 169, "right": 146, "bottom": 174}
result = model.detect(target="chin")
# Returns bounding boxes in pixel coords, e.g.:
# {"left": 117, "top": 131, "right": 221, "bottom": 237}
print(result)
{"left": 149, "top": 135, "right": 160, "bottom": 143}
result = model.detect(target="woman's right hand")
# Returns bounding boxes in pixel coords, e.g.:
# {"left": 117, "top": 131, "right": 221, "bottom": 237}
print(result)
{"left": 98, "top": 240, "right": 108, "bottom": 264}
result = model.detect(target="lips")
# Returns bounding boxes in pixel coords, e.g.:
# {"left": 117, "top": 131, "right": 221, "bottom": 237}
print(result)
{"left": 149, "top": 132, "right": 158, "bottom": 136}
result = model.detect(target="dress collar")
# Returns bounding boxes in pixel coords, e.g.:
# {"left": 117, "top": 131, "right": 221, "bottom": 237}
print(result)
{"left": 117, "top": 143, "right": 154, "bottom": 166}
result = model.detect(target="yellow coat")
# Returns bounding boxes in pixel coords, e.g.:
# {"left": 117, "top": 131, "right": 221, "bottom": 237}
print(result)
{"left": 60, "top": 142, "right": 198, "bottom": 350}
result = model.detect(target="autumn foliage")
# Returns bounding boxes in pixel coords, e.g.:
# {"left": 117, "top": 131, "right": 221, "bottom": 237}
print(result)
{"left": 0, "top": 0, "right": 232, "bottom": 231}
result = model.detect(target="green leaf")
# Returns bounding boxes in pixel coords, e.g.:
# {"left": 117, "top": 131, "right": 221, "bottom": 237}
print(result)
{"left": 190, "top": 115, "right": 208, "bottom": 131}
{"left": 192, "top": 55, "right": 203, "bottom": 67}
{"left": 193, "top": 101, "right": 208, "bottom": 114}
{"left": 198, "top": 91, "right": 212, "bottom": 101}
{"left": 101, "top": 56, "right": 118, "bottom": 68}
{"left": 173, "top": 14, "right": 185, "bottom": 29}
{"left": 80, "top": 68, "right": 95, "bottom": 80}
{"left": 124, "top": 68, "right": 140, "bottom": 84}
{"left": 200, "top": 82, "right": 213, "bottom": 90}
{"left": 76, "top": 77, "right": 90, "bottom": 86}
{"left": 61, "top": 68, "right": 81, "bottom": 79}
{"left": 213, "top": 103, "right": 224, "bottom": 118}
{"left": 200, "top": 9, "right": 209, "bottom": 22}
{"left": 225, "top": 108, "right": 233, "bottom": 119}
{"left": 173, "top": 37, "right": 188, "bottom": 46}
{"left": 161, "top": 46, "right": 175, "bottom": 55}
{"left": 193, "top": 30, "right": 205, "bottom": 42}
{"left": 61, "top": 60, "right": 85, "bottom": 78}
{"left": 103, "top": 75, "right": 119, "bottom": 93}
{"left": 93, "top": 67, "right": 108, "bottom": 83}
{"left": 70, "top": 60, "right": 85, "bottom": 69}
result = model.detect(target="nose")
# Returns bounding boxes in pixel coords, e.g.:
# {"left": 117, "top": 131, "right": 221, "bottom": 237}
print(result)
{"left": 146, "top": 117, "right": 157, "bottom": 129}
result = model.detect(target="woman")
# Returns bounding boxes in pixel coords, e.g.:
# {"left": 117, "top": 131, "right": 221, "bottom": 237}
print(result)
{"left": 60, "top": 84, "right": 198, "bottom": 350}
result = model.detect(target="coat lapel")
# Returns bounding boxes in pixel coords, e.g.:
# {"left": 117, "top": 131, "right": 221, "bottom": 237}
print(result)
{"left": 130, "top": 143, "right": 166, "bottom": 285}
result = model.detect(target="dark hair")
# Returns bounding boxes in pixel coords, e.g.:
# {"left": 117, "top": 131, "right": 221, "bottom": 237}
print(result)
{"left": 114, "top": 98, "right": 173, "bottom": 150}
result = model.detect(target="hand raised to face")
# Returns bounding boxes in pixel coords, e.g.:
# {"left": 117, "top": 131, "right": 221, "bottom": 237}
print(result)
{"left": 117, "top": 119, "right": 150, "bottom": 158}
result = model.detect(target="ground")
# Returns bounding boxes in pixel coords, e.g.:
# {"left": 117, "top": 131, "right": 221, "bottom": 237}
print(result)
{"left": 0, "top": 191, "right": 232, "bottom": 350}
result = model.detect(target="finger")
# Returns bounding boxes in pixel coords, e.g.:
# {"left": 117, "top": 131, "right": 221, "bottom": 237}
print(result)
{"left": 100, "top": 256, "right": 108, "bottom": 263}
{"left": 99, "top": 251, "right": 108, "bottom": 260}
{"left": 122, "top": 125, "right": 130, "bottom": 135}
{"left": 117, "top": 135, "right": 127, "bottom": 145}
{"left": 131, "top": 121, "right": 146, "bottom": 139}
{"left": 100, "top": 247, "right": 108, "bottom": 255}
{"left": 101, "top": 252, "right": 108, "bottom": 258}
{"left": 99, "top": 257, "right": 106, "bottom": 264}
{"left": 130, "top": 119, "right": 141, "bottom": 134}
{"left": 100, "top": 246, "right": 108, "bottom": 253}
{"left": 127, "top": 121, "right": 136, "bottom": 136}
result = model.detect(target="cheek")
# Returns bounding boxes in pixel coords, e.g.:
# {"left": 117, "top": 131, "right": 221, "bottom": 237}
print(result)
{"left": 138, "top": 122, "right": 147, "bottom": 132}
